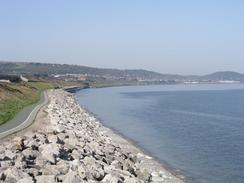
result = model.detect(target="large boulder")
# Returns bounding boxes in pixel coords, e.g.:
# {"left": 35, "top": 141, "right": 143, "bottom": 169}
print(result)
{"left": 4, "top": 149, "right": 16, "bottom": 160}
{"left": 83, "top": 157, "right": 105, "bottom": 181}
{"left": 17, "top": 176, "right": 34, "bottom": 183}
{"left": 42, "top": 164, "right": 60, "bottom": 175}
{"left": 39, "top": 144, "right": 59, "bottom": 164}
{"left": 56, "top": 160, "right": 70, "bottom": 174}
{"left": 63, "top": 170, "right": 81, "bottom": 183}
{"left": 1, "top": 167, "right": 24, "bottom": 182}
{"left": 102, "top": 174, "right": 123, "bottom": 183}
{"left": 36, "top": 175, "right": 55, "bottom": 183}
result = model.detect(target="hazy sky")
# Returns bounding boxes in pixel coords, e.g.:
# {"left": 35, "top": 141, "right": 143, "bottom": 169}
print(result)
{"left": 0, "top": 1, "right": 243, "bottom": 75}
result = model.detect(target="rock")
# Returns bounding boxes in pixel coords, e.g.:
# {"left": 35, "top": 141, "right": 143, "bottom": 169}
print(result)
{"left": 64, "top": 136, "right": 79, "bottom": 149}
{"left": 42, "top": 164, "right": 60, "bottom": 175}
{"left": 0, "top": 153, "right": 5, "bottom": 160}
{"left": 70, "top": 149, "right": 81, "bottom": 160}
{"left": 57, "top": 136, "right": 65, "bottom": 145}
{"left": 22, "top": 148, "right": 39, "bottom": 158}
{"left": 36, "top": 175, "right": 55, "bottom": 183}
{"left": 34, "top": 156, "right": 46, "bottom": 169}
{"left": 69, "top": 159, "right": 81, "bottom": 171}
{"left": 0, "top": 160, "right": 13, "bottom": 169}
{"left": 56, "top": 160, "right": 70, "bottom": 174}
{"left": 2, "top": 167, "right": 23, "bottom": 182}
{"left": 102, "top": 174, "right": 123, "bottom": 183}
{"left": 151, "top": 171, "right": 169, "bottom": 182}
{"left": 9, "top": 137, "right": 23, "bottom": 151}
{"left": 15, "top": 155, "right": 25, "bottom": 168}
{"left": 122, "top": 159, "right": 137, "bottom": 177}
{"left": 82, "top": 156, "right": 105, "bottom": 181}
{"left": 56, "top": 125, "right": 66, "bottom": 133}
{"left": 47, "top": 135, "right": 57, "bottom": 143}
{"left": 39, "top": 144, "right": 59, "bottom": 164}
{"left": 17, "top": 176, "right": 34, "bottom": 183}
{"left": 87, "top": 141, "right": 104, "bottom": 156}
{"left": 104, "top": 144, "right": 116, "bottom": 154}
{"left": 24, "top": 168, "right": 41, "bottom": 177}
{"left": 104, "top": 166, "right": 132, "bottom": 178}
{"left": 124, "top": 176, "right": 143, "bottom": 183}
{"left": 136, "top": 169, "right": 152, "bottom": 182}
{"left": 63, "top": 170, "right": 81, "bottom": 183}
{"left": 0, "top": 145, "right": 5, "bottom": 153}
{"left": 92, "top": 166, "right": 105, "bottom": 181}
{"left": 56, "top": 174, "right": 65, "bottom": 182}
{"left": 111, "top": 160, "right": 123, "bottom": 169}
{"left": 77, "top": 166, "right": 87, "bottom": 179}
{"left": 4, "top": 149, "right": 16, "bottom": 160}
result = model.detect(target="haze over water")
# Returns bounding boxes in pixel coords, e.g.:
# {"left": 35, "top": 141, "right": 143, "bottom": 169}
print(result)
{"left": 76, "top": 84, "right": 244, "bottom": 183}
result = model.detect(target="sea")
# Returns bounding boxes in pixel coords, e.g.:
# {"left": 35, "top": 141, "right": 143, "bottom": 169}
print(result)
{"left": 75, "top": 84, "right": 244, "bottom": 183}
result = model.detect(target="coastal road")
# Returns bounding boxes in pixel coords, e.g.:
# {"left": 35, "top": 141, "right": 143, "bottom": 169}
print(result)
{"left": 0, "top": 91, "right": 48, "bottom": 139}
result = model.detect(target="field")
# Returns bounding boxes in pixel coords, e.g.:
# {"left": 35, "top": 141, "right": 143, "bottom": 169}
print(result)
{"left": 0, "top": 82, "right": 53, "bottom": 125}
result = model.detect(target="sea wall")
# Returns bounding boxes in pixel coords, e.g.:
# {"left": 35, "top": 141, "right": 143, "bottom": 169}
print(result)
{"left": 0, "top": 89, "right": 185, "bottom": 183}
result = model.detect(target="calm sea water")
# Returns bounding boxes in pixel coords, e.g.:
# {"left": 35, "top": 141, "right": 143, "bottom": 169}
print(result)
{"left": 75, "top": 84, "right": 244, "bottom": 183}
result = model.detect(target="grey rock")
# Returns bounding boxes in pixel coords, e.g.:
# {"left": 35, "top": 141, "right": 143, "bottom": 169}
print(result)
{"left": 42, "top": 164, "right": 60, "bottom": 175}
{"left": 124, "top": 176, "right": 143, "bottom": 183}
{"left": 36, "top": 175, "right": 55, "bottom": 183}
{"left": 102, "top": 174, "right": 123, "bottom": 183}
{"left": 83, "top": 157, "right": 105, "bottom": 181}
{"left": 56, "top": 160, "right": 70, "bottom": 174}
{"left": 78, "top": 165, "right": 87, "bottom": 179}
{"left": 4, "top": 149, "right": 16, "bottom": 160}
{"left": 47, "top": 134, "right": 57, "bottom": 143}
{"left": 0, "top": 160, "right": 13, "bottom": 169}
{"left": 39, "top": 143, "right": 59, "bottom": 164}
{"left": 22, "top": 148, "right": 39, "bottom": 158}
{"left": 136, "top": 169, "right": 152, "bottom": 182}
{"left": 17, "top": 176, "right": 34, "bottom": 183}
{"left": 2, "top": 167, "right": 23, "bottom": 182}
{"left": 34, "top": 156, "right": 46, "bottom": 169}
{"left": 63, "top": 170, "right": 81, "bottom": 183}
{"left": 64, "top": 137, "right": 79, "bottom": 149}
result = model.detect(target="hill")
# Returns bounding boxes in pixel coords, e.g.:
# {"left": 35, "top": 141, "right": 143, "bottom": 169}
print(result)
{"left": 203, "top": 71, "right": 244, "bottom": 81}
{"left": 0, "top": 61, "right": 177, "bottom": 80}
{"left": 0, "top": 61, "right": 244, "bottom": 83}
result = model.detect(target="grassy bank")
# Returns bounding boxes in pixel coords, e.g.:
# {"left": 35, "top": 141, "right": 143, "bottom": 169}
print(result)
{"left": 0, "top": 82, "right": 53, "bottom": 125}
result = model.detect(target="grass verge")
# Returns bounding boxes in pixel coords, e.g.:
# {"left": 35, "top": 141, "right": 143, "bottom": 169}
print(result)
{"left": 0, "top": 82, "right": 53, "bottom": 125}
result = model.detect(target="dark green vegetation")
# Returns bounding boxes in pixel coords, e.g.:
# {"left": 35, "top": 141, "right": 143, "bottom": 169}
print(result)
{"left": 0, "top": 82, "right": 53, "bottom": 125}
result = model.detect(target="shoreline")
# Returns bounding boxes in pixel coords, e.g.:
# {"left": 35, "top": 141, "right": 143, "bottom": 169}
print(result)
{"left": 76, "top": 99, "right": 187, "bottom": 182}
{"left": 0, "top": 89, "right": 185, "bottom": 182}
{"left": 72, "top": 88, "right": 187, "bottom": 182}
{"left": 70, "top": 84, "right": 188, "bottom": 181}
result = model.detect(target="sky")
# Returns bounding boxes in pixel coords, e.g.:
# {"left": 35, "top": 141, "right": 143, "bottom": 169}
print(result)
{"left": 0, "top": 0, "right": 243, "bottom": 75}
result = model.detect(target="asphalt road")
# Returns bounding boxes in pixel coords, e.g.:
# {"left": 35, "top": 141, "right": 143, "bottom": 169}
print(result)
{"left": 0, "top": 91, "right": 48, "bottom": 139}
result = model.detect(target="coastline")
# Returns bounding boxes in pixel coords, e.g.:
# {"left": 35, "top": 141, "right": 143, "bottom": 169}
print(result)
{"left": 0, "top": 89, "right": 185, "bottom": 182}
{"left": 96, "top": 117, "right": 187, "bottom": 182}
{"left": 69, "top": 85, "right": 188, "bottom": 181}
{"left": 72, "top": 87, "right": 187, "bottom": 182}
{"left": 76, "top": 99, "right": 187, "bottom": 182}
